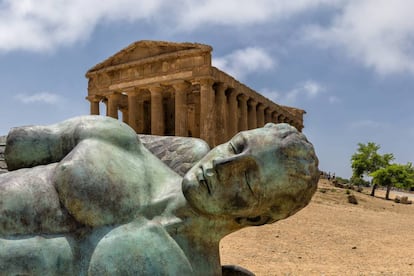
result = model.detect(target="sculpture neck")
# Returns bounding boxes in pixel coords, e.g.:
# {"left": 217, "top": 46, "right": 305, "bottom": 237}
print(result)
{"left": 163, "top": 203, "right": 243, "bottom": 275}
{"left": 166, "top": 218, "right": 222, "bottom": 275}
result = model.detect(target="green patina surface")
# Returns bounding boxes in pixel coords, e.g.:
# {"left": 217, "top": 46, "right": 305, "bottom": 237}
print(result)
{"left": 0, "top": 116, "right": 319, "bottom": 275}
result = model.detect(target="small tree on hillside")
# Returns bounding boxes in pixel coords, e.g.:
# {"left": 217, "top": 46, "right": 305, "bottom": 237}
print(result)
{"left": 350, "top": 142, "right": 394, "bottom": 196}
{"left": 371, "top": 163, "right": 414, "bottom": 200}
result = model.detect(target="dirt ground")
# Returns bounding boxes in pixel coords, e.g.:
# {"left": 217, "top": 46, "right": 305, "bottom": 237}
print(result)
{"left": 220, "top": 179, "right": 414, "bottom": 275}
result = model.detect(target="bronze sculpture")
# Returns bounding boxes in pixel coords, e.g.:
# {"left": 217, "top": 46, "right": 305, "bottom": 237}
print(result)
{"left": 0, "top": 116, "right": 318, "bottom": 275}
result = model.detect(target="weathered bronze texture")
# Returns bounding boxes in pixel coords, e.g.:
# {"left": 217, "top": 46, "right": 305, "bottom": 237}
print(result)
{"left": 0, "top": 116, "right": 318, "bottom": 275}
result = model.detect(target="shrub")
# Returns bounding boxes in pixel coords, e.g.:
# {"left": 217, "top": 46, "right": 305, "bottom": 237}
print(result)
{"left": 347, "top": 194, "right": 358, "bottom": 204}
{"left": 357, "top": 186, "right": 363, "bottom": 193}
{"left": 335, "top": 176, "right": 349, "bottom": 184}
{"left": 350, "top": 176, "right": 370, "bottom": 187}
{"left": 334, "top": 182, "right": 345, "bottom": 188}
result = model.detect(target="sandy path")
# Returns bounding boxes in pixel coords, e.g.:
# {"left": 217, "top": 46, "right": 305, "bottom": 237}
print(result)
{"left": 220, "top": 180, "right": 414, "bottom": 275}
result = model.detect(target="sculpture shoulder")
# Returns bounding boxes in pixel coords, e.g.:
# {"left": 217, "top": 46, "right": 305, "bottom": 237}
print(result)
{"left": 89, "top": 219, "right": 193, "bottom": 275}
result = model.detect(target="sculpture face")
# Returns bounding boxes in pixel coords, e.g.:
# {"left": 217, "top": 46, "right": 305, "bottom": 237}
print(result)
{"left": 182, "top": 123, "right": 318, "bottom": 225}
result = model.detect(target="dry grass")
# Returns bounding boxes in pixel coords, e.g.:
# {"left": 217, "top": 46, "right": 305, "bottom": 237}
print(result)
{"left": 220, "top": 179, "right": 414, "bottom": 275}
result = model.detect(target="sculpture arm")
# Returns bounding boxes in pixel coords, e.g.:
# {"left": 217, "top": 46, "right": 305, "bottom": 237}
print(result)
{"left": 5, "top": 116, "right": 139, "bottom": 170}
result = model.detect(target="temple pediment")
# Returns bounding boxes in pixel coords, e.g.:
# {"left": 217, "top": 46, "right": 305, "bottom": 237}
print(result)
{"left": 87, "top": 40, "right": 212, "bottom": 74}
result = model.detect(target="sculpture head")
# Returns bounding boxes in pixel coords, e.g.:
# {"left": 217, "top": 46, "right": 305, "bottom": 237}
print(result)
{"left": 182, "top": 123, "right": 319, "bottom": 227}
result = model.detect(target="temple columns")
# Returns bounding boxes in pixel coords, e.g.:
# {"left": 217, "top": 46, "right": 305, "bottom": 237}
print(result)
{"left": 264, "top": 108, "right": 272, "bottom": 124}
{"left": 238, "top": 94, "right": 248, "bottom": 131}
{"left": 257, "top": 104, "right": 265, "bottom": 127}
{"left": 121, "top": 108, "right": 129, "bottom": 124}
{"left": 107, "top": 93, "right": 119, "bottom": 119}
{"left": 173, "top": 81, "right": 190, "bottom": 137}
{"left": 272, "top": 112, "right": 279, "bottom": 124}
{"left": 127, "top": 88, "right": 139, "bottom": 132}
{"left": 215, "top": 83, "right": 228, "bottom": 145}
{"left": 149, "top": 85, "right": 164, "bottom": 135}
{"left": 199, "top": 78, "right": 216, "bottom": 146}
{"left": 137, "top": 98, "right": 145, "bottom": 133}
{"left": 278, "top": 114, "right": 285, "bottom": 124}
{"left": 89, "top": 97, "right": 100, "bottom": 115}
{"left": 247, "top": 99, "right": 257, "bottom": 129}
{"left": 227, "top": 89, "right": 238, "bottom": 140}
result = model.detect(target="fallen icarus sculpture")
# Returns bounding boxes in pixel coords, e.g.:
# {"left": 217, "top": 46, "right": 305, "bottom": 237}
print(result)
{"left": 0, "top": 116, "right": 319, "bottom": 275}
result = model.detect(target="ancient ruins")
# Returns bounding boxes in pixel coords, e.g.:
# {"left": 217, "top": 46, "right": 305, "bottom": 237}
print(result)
{"left": 86, "top": 40, "right": 305, "bottom": 147}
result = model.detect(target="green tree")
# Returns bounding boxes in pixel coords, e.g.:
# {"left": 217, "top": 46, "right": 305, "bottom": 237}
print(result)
{"left": 371, "top": 163, "right": 414, "bottom": 200}
{"left": 350, "top": 142, "right": 394, "bottom": 196}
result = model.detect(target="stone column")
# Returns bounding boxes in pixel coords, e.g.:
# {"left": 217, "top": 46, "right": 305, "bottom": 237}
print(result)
{"left": 264, "top": 108, "right": 272, "bottom": 123}
{"left": 272, "top": 112, "right": 279, "bottom": 124}
{"left": 238, "top": 94, "right": 248, "bottom": 131}
{"left": 121, "top": 108, "right": 129, "bottom": 124}
{"left": 149, "top": 85, "right": 165, "bottom": 135}
{"left": 127, "top": 88, "right": 139, "bottom": 132}
{"left": 227, "top": 88, "right": 238, "bottom": 139}
{"left": 257, "top": 104, "right": 265, "bottom": 127}
{"left": 88, "top": 97, "right": 100, "bottom": 115}
{"left": 172, "top": 81, "right": 190, "bottom": 137}
{"left": 215, "top": 83, "right": 228, "bottom": 145}
{"left": 199, "top": 78, "right": 215, "bottom": 147}
{"left": 103, "top": 98, "right": 108, "bottom": 116}
{"left": 137, "top": 95, "right": 145, "bottom": 133}
{"left": 277, "top": 114, "right": 285, "bottom": 124}
{"left": 247, "top": 99, "right": 257, "bottom": 130}
{"left": 107, "top": 93, "right": 119, "bottom": 119}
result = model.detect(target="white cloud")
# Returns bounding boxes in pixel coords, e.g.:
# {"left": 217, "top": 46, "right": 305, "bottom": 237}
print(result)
{"left": 0, "top": 0, "right": 342, "bottom": 53}
{"left": 305, "top": 0, "right": 414, "bottom": 75}
{"left": 303, "top": 80, "right": 324, "bottom": 98}
{"left": 268, "top": 80, "right": 325, "bottom": 105}
{"left": 0, "top": 0, "right": 163, "bottom": 52}
{"left": 2, "top": 0, "right": 414, "bottom": 78}
{"left": 15, "top": 92, "right": 63, "bottom": 104}
{"left": 213, "top": 47, "right": 275, "bottom": 80}
{"left": 175, "top": 0, "right": 342, "bottom": 30}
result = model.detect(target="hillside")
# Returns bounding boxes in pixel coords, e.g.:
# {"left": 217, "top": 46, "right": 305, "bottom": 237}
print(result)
{"left": 220, "top": 179, "right": 414, "bottom": 275}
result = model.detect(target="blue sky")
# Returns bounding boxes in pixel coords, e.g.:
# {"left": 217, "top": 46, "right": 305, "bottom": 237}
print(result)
{"left": 1, "top": 0, "right": 413, "bottom": 178}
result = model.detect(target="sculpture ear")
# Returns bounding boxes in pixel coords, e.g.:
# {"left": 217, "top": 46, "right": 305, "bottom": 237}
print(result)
{"left": 235, "top": 216, "right": 271, "bottom": 227}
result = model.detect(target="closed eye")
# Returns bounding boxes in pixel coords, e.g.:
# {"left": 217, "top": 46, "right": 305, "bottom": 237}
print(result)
{"left": 229, "top": 135, "right": 246, "bottom": 154}
{"left": 229, "top": 142, "right": 238, "bottom": 154}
